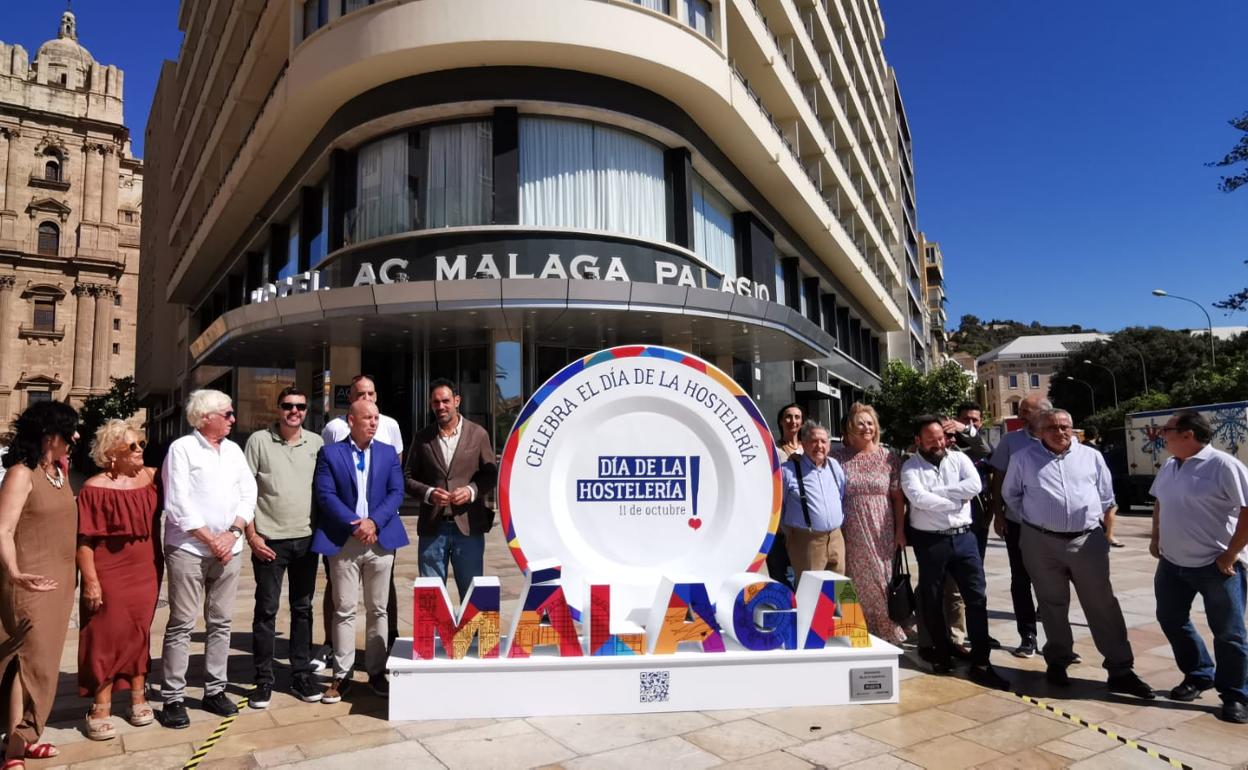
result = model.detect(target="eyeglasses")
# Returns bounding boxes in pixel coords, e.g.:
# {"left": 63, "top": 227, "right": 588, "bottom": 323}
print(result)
{"left": 218, "top": 411, "right": 236, "bottom": 420}
{"left": 280, "top": 402, "right": 308, "bottom": 412}
{"left": 127, "top": 440, "right": 147, "bottom": 452}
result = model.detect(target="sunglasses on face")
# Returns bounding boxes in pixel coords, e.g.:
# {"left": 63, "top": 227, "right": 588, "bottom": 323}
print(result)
{"left": 280, "top": 402, "right": 309, "bottom": 412}
{"left": 218, "top": 411, "right": 236, "bottom": 420}
{"left": 126, "top": 440, "right": 148, "bottom": 452}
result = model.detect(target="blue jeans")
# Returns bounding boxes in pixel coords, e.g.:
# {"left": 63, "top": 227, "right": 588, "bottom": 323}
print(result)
{"left": 1155, "top": 557, "right": 1248, "bottom": 705}
{"left": 418, "top": 520, "right": 486, "bottom": 599}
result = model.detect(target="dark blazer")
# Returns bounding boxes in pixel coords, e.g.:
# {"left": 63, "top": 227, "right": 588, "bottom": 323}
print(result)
{"left": 404, "top": 417, "right": 498, "bottom": 537}
{"left": 312, "top": 438, "right": 409, "bottom": 555}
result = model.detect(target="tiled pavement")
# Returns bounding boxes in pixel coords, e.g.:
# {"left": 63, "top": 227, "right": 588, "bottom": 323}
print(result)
{"left": 28, "top": 515, "right": 1248, "bottom": 769}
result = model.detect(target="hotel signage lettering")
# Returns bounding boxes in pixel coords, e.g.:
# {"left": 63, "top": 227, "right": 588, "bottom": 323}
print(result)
{"left": 249, "top": 233, "right": 771, "bottom": 304}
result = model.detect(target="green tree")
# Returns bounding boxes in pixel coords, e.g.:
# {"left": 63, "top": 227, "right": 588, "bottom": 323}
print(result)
{"left": 73, "top": 376, "right": 141, "bottom": 472}
{"left": 870, "top": 360, "right": 973, "bottom": 448}
{"left": 1208, "top": 111, "right": 1248, "bottom": 193}
{"left": 1047, "top": 328, "right": 1207, "bottom": 423}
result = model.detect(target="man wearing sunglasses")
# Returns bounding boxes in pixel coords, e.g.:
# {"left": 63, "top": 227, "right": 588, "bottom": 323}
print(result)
{"left": 159, "top": 390, "right": 257, "bottom": 728}
{"left": 1150, "top": 410, "right": 1248, "bottom": 724}
{"left": 242, "top": 386, "right": 325, "bottom": 708}
{"left": 1003, "top": 408, "right": 1154, "bottom": 699}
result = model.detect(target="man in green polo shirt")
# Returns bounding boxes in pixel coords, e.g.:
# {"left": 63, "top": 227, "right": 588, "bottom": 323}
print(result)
{"left": 244, "top": 385, "right": 324, "bottom": 707}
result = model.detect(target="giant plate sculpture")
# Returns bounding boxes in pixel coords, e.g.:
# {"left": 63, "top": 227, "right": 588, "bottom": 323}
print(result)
{"left": 498, "top": 345, "right": 781, "bottom": 625}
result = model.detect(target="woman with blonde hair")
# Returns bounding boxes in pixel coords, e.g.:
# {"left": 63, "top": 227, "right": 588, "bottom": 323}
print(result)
{"left": 76, "top": 419, "right": 161, "bottom": 740}
{"left": 831, "top": 402, "right": 909, "bottom": 643}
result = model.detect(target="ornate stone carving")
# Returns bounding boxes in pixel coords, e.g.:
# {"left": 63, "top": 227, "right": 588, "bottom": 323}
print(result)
{"left": 0, "top": 126, "right": 21, "bottom": 140}
{"left": 33, "top": 134, "right": 69, "bottom": 157}
{"left": 0, "top": 275, "right": 16, "bottom": 290}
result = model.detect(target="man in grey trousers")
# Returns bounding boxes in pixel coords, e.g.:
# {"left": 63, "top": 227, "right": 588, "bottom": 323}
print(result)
{"left": 1003, "top": 408, "right": 1154, "bottom": 698}
{"left": 159, "top": 389, "right": 258, "bottom": 728}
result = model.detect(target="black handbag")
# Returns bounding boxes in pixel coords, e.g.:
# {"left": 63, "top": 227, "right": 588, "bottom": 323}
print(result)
{"left": 887, "top": 548, "right": 916, "bottom": 626}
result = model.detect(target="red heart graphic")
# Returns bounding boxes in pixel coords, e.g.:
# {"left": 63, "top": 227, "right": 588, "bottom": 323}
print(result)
{"left": 688, "top": 518, "right": 702, "bottom": 530}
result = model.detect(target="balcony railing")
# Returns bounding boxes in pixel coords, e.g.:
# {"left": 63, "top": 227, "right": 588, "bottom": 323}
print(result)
{"left": 19, "top": 324, "right": 66, "bottom": 341}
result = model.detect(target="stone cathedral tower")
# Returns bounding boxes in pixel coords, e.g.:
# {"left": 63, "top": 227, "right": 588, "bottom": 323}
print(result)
{"left": 0, "top": 8, "right": 143, "bottom": 415}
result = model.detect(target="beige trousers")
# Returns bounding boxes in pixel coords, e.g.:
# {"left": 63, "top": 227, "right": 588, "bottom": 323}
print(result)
{"left": 328, "top": 537, "right": 395, "bottom": 678}
{"left": 784, "top": 526, "right": 846, "bottom": 583}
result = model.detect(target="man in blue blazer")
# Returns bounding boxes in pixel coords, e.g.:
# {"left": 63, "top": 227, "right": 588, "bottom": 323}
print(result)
{"left": 312, "top": 400, "right": 408, "bottom": 703}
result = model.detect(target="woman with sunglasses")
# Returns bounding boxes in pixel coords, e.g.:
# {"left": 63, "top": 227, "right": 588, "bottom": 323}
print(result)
{"left": 76, "top": 420, "right": 161, "bottom": 741}
{"left": 0, "top": 400, "right": 80, "bottom": 768}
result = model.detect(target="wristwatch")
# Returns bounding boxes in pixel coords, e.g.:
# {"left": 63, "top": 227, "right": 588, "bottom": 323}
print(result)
{"left": 228, "top": 526, "right": 244, "bottom": 539}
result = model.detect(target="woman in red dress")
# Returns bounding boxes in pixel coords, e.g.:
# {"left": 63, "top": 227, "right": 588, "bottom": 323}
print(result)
{"left": 831, "top": 403, "right": 909, "bottom": 644}
{"left": 77, "top": 420, "right": 161, "bottom": 740}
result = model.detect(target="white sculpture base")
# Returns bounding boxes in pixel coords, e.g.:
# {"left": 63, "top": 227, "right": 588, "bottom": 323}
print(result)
{"left": 386, "top": 636, "right": 902, "bottom": 720}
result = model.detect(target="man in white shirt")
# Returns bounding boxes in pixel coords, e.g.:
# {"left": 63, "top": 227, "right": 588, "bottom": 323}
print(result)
{"left": 159, "top": 389, "right": 258, "bottom": 729}
{"left": 321, "top": 375, "right": 404, "bottom": 452}
{"left": 901, "top": 415, "right": 1007, "bottom": 690}
{"left": 1150, "top": 410, "right": 1248, "bottom": 723}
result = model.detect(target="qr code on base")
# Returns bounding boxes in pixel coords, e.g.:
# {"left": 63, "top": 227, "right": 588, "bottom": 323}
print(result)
{"left": 639, "top": 670, "right": 670, "bottom": 703}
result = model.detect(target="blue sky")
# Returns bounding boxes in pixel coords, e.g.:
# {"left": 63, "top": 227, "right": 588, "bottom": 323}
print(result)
{"left": 881, "top": 0, "right": 1248, "bottom": 332}
{"left": 5, "top": 2, "right": 1245, "bottom": 333}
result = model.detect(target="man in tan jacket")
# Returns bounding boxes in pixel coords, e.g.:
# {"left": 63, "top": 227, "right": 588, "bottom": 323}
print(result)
{"left": 405, "top": 378, "right": 498, "bottom": 599}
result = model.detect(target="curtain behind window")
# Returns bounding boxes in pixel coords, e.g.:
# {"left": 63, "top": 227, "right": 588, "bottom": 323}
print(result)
{"left": 520, "top": 118, "right": 666, "bottom": 240}
{"left": 354, "top": 133, "right": 412, "bottom": 242}
{"left": 593, "top": 127, "right": 666, "bottom": 241}
{"left": 692, "top": 175, "right": 735, "bottom": 280}
{"left": 520, "top": 118, "right": 596, "bottom": 230}
{"left": 632, "top": 0, "right": 668, "bottom": 11}
{"left": 425, "top": 122, "right": 493, "bottom": 228}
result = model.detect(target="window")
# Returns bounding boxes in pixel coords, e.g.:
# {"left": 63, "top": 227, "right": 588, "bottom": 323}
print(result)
{"left": 692, "top": 174, "right": 735, "bottom": 279}
{"left": 632, "top": 0, "right": 668, "bottom": 11}
{"left": 352, "top": 133, "right": 416, "bottom": 242}
{"left": 113, "top": 293, "right": 121, "bottom": 307}
{"left": 37, "top": 222, "right": 59, "bottom": 256}
{"left": 1010, "top": 400, "right": 1020, "bottom": 416}
{"left": 343, "top": 0, "right": 374, "bottom": 13}
{"left": 59, "top": 74, "right": 67, "bottom": 86}
{"left": 684, "top": 0, "right": 713, "bottom": 38}
{"left": 425, "top": 122, "right": 493, "bottom": 228}
{"left": 33, "top": 299, "right": 55, "bottom": 331}
{"left": 112, "top": 343, "right": 120, "bottom": 355}
{"left": 112, "top": 318, "right": 120, "bottom": 331}
{"left": 303, "top": 0, "right": 328, "bottom": 38}
{"left": 27, "top": 391, "right": 52, "bottom": 405}
{"left": 44, "top": 160, "right": 60, "bottom": 182}
{"left": 1008, "top": 374, "right": 1018, "bottom": 389}
{"left": 278, "top": 210, "right": 300, "bottom": 281}
{"left": 123, "top": 211, "right": 134, "bottom": 223}
{"left": 520, "top": 117, "right": 666, "bottom": 241}
{"left": 1029, "top": 373, "right": 1040, "bottom": 388}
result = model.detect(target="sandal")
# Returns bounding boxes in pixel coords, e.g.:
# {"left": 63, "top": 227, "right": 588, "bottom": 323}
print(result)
{"left": 23, "top": 743, "right": 59, "bottom": 758}
{"left": 126, "top": 702, "right": 155, "bottom": 727}
{"left": 84, "top": 705, "right": 116, "bottom": 742}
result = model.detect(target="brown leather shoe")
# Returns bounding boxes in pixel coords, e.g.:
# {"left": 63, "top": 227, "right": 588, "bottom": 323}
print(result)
{"left": 321, "top": 676, "right": 352, "bottom": 704}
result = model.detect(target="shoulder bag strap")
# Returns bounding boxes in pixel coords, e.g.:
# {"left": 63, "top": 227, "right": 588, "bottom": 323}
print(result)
{"left": 791, "top": 456, "right": 814, "bottom": 530}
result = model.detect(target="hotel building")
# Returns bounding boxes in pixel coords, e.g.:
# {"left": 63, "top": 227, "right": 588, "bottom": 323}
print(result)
{"left": 138, "top": 0, "right": 909, "bottom": 446}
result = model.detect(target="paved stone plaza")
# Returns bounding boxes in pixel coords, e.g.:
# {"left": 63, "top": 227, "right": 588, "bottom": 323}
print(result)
{"left": 28, "top": 515, "right": 1248, "bottom": 769}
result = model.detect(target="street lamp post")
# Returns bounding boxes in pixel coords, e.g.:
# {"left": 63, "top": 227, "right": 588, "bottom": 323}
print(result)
{"left": 1153, "top": 289, "right": 1215, "bottom": 367}
{"left": 1122, "top": 345, "right": 1149, "bottom": 395}
{"left": 1066, "top": 376, "right": 1096, "bottom": 415}
{"left": 1082, "top": 359, "right": 1119, "bottom": 409}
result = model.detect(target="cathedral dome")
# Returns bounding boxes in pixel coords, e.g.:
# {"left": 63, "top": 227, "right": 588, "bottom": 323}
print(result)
{"left": 34, "top": 11, "right": 94, "bottom": 87}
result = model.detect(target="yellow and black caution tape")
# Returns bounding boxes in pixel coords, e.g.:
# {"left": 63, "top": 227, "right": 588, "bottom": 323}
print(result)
{"left": 1013, "top": 691, "right": 1190, "bottom": 769}
{"left": 181, "top": 691, "right": 251, "bottom": 770}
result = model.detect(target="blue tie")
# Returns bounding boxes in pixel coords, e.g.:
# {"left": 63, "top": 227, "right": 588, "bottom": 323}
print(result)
{"left": 354, "top": 448, "right": 366, "bottom": 471}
